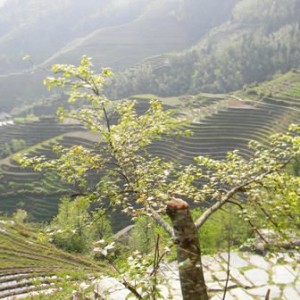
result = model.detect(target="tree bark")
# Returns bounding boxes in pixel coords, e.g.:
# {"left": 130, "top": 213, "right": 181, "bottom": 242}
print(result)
{"left": 166, "top": 199, "right": 209, "bottom": 300}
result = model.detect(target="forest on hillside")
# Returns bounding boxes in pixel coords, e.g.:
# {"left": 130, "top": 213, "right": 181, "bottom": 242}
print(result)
{"left": 3, "top": 0, "right": 300, "bottom": 112}
{"left": 107, "top": 0, "right": 300, "bottom": 99}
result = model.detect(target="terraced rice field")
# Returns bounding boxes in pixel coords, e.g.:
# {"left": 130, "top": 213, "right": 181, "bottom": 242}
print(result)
{"left": 0, "top": 219, "right": 106, "bottom": 299}
{"left": 0, "top": 117, "right": 90, "bottom": 221}
{"left": 148, "top": 98, "right": 300, "bottom": 165}
{"left": 1, "top": 77, "right": 300, "bottom": 222}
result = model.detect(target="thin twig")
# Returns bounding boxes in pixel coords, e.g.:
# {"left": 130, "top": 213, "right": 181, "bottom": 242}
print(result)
{"left": 107, "top": 258, "right": 143, "bottom": 299}
{"left": 265, "top": 288, "right": 271, "bottom": 300}
{"left": 227, "top": 200, "right": 270, "bottom": 245}
{"left": 222, "top": 226, "right": 231, "bottom": 300}
{"left": 195, "top": 157, "right": 294, "bottom": 230}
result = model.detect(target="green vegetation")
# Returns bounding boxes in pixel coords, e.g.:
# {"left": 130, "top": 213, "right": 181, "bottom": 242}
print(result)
{"left": 17, "top": 57, "right": 299, "bottom": 300}
{"left": 107, "top": 0, "right": 300, "bottom": 99}
{"left": 1, "top": 70, "right": 300, "bottom": 226}
{"left": 0, "top": 138, "right": 26, "bottom": 159}
{"left": 127, "top": 206, "right": 252, "bottom": 257}
{"left": 0, "top": 0, "right": 300, "bottom": 298}
{"left": 0, "top": 58, "right": 298, "bottom": 299}
{"left": 49, "top": 197, "right": 112, "bottom": 253}
{"left": 0, "top": 69, "right": 298, "bottom": 218}
{"left": 0, "top": 215, "right": 107, "bottom": 299}
{"left": 13, "top": 114, "right": 39, "bottom": 123}
{"left": 240, "top": 70, "right": 300, "bottom": 101}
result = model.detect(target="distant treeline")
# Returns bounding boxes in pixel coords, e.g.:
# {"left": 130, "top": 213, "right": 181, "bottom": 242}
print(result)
{"left": 107, "top": 0, "right": 300, "bottom": 98}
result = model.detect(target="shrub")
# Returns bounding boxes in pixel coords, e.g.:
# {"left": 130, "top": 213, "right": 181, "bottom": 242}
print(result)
{"left": 13, "top": 209, "right": 28, "bottom": 224}
{"left": 195, "top": 206, "right": 252, "bottom": 254}
{"left": 49, "top": 197, "right": 112, "bottom": 253}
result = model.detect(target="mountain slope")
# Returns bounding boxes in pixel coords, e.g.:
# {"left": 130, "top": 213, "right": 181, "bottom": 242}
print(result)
{"left": 0, "top": 0, "right": 237, "bottom": 113}
{"left": 0, "top": 0, "right": 149, "bottom": 74}
{"left": 108, "top": 0, "right": 300, "bottom": 99}
{"left": 41, "top": 0, "right": 238, "bottom": 70}
{"left": 2, "top": 0, "right": 299, "bottom": 112}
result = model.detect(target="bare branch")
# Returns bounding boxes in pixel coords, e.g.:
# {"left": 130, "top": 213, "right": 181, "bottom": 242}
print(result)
{"left": 222, "top": 229, "right": 231, "bottom": 300}
{"left": 265, "top": 289, "right": 271, "bottom": 300}
{"left": 195, "top": 157, "right": 294, "bottom": 230}
{"left": 227, "top": 200, "right": 270, "bottom": 245}
{"left": 151, "top": 209, "right": 174, "bottom": 237}
{"left": 195, "top": 183, "right": 250, "bottom": 229}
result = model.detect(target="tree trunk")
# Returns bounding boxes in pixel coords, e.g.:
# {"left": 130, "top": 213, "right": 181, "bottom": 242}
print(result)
{"left": 166, "top": 199, "right": 209, "bottom": 300}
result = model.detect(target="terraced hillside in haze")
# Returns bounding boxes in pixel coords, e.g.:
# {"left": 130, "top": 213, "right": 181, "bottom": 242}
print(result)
{"left": 0, "top": 0, "right": 237, "bottom": 112}
{"left": 0, "top": 71, "right": 300, "bottom": 223}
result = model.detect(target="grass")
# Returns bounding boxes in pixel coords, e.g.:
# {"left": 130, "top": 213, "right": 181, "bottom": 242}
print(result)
{"left": 14, "top": 115, "right": 40, "bottom": 123}
{"left": 0, "top": 217, "right": 108, "bottom": 299}
{"left": 241, "top": 71, "right": 300, "bottom": 100}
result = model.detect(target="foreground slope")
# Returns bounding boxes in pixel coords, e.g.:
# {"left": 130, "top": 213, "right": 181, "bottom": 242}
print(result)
{"left": 0, "top": 219, "right": 106, "bottom": 299}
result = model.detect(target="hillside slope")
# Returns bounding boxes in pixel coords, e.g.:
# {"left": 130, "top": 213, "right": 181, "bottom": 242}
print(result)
{"left": 108, "top": 0, "right": 300, "bottom": 99}
{"left": 1, "top": 71, "right": 300, "bottom": 222}
{"left": 0, "top": 0, "right": 237, "bottom": 112}
{"left": 0, "top": 218, "right": 106, "bottom": 299}
{"left": 0, "top": 0, "right": 149, "bottom": 74}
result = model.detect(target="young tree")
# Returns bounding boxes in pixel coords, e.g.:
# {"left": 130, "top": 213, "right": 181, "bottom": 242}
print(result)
{"left": 20, "top": 57, "right": 300, "bottom": 300}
